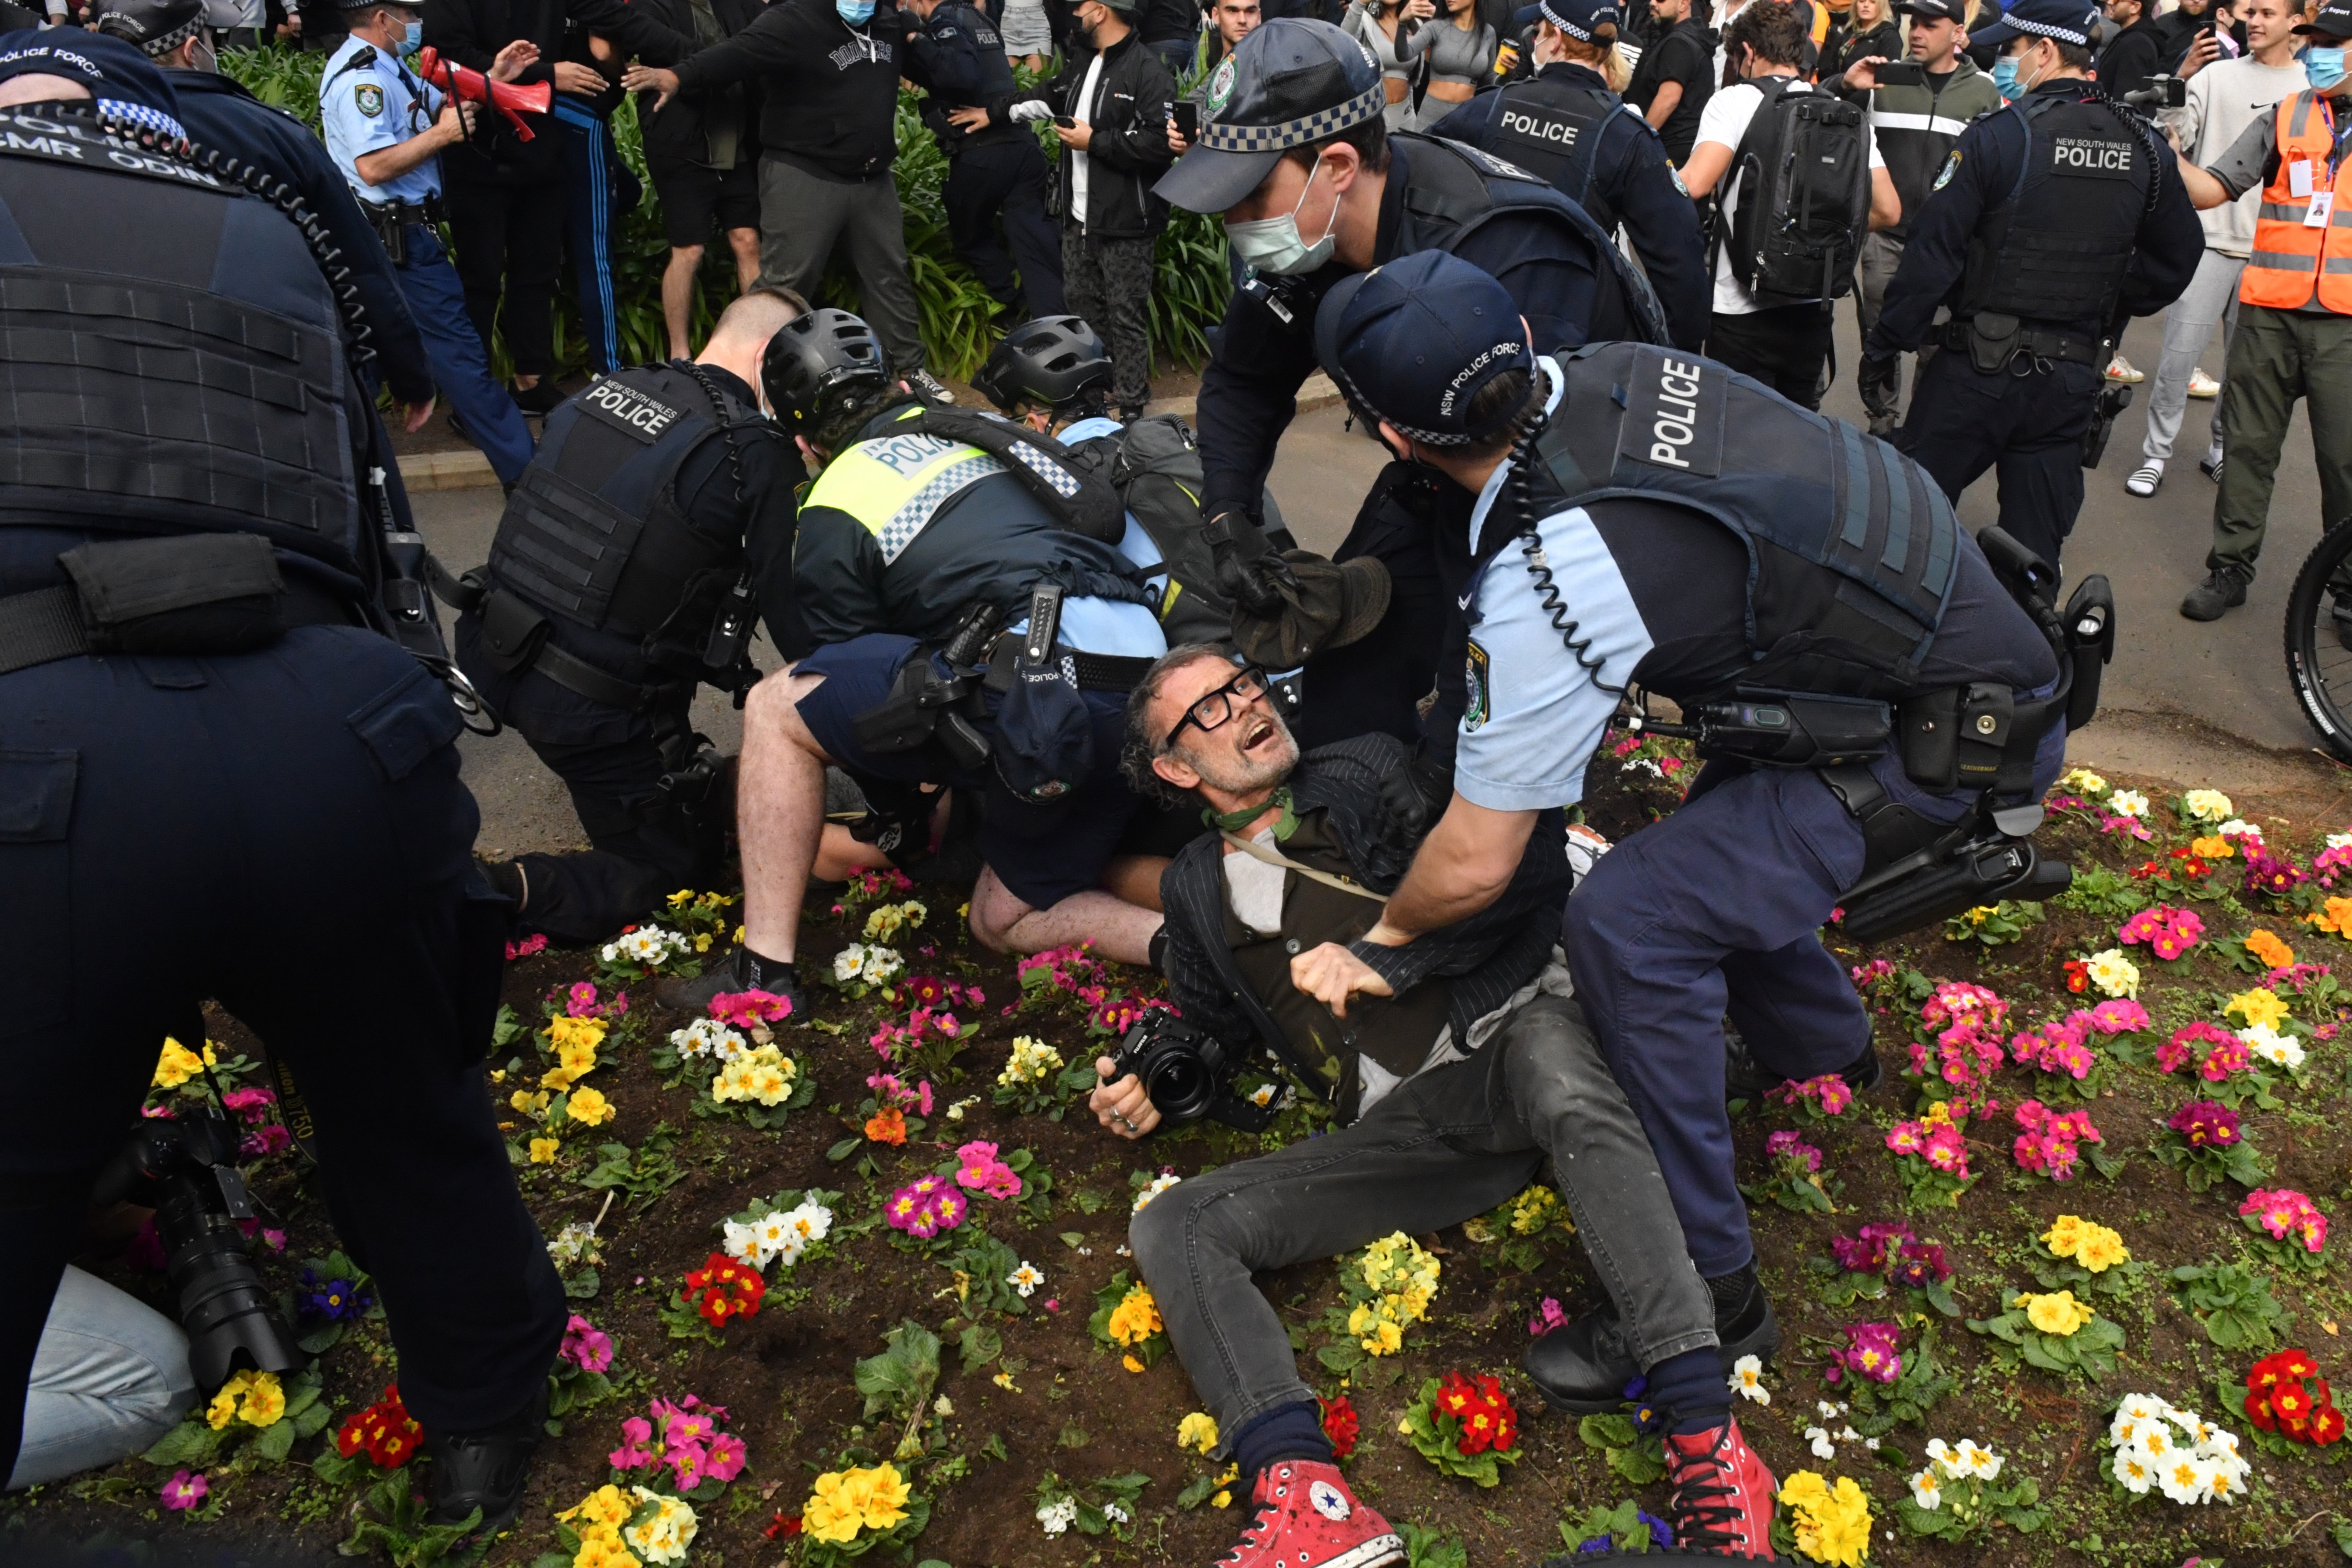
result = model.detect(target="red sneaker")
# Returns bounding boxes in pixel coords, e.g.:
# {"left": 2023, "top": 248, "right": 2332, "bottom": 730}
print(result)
{"left": 1216, "top": 1460, "right": 1403, "bottom": 1568}
{"left": 1663, "top": 1417, "right": 1778, "bottom": 1558}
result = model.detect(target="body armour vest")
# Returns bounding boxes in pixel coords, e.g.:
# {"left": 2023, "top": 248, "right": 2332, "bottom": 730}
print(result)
{"left": 1391, "top": 131, "right": 1672, "bottom": 347}
{"left": 0, "top": 106, "right": 363, "bottom": 570}
{"left": 1223, "top": 810, "right": 1454, "bottom": 1124}
{"left": 1479, "top": 78, "right": 1624, "bottom": 224}
{"left": 488, "top": 362, "right": 760, "bottom": 644}
{"left": 1532, "top": 341, "right": 1960, "bottom": 696}
{"left": 1960, "top": 92, "right": 2156, "bottom": 331}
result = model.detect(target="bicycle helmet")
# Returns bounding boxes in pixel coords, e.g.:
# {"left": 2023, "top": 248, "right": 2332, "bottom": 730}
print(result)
{"left": 761, "top": 308, "right": 893, "bottom": 438}
{"left": 972, "top": 315, "right": 1115, "bottom": 416}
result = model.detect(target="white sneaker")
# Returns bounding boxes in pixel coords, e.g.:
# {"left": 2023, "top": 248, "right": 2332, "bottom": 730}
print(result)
{"left": 2187, "top": 368, "right": 2221, "bottom": 398}
{"left": 2106, "top": 353, "right": 2145, "bottom": 383}
{"left": 907, "top": 368, "right": 956, "bottom": 406}
{"left": 2125, "top": 461, "right": 2164, "bottom": 497}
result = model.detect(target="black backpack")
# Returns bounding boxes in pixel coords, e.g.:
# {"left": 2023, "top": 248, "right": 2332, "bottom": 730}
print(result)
{"left": 1065, "top": 414, "right": 1288, "bottom": 648}
{"left": 1716, "top": 75, "right": 1871, "bottom": 307}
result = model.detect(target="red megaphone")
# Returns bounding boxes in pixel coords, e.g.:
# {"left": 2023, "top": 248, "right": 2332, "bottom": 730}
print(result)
{"left": 414, "top": 46, "right": 555, "bottom": 143}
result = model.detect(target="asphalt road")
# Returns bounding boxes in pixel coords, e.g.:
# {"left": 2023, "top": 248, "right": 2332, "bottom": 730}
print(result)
{"left": 413, "top": 305, "right": 2331, "bottom": 855}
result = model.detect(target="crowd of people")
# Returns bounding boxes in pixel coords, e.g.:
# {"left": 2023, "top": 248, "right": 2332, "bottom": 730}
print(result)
{"left": 0, "top": 0, "right": 2348, "bottom": 1561}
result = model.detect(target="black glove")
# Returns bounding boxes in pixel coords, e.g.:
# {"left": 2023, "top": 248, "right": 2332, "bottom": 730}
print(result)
{"left": 1205, "top": 505, "right": 1295, "bottom": 620}
{"left": 1367, "top": 744, "right": 1454, "bottom": 873}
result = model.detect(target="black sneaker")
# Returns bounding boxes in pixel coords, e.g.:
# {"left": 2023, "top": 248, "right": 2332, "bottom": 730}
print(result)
{"left": 511, "top": 380, "right": 566, "bottom": 417}
{"left": 1724, "top": 1029, "right": 1882, "bottom": 1104}
{"left": 1521, "top": 1273, "right": 1782, "bottom": 1414}
{"left": 423, "top": 1381, "right": 548, "bottom": 1536}
{"left": 2179, "top": 568, "right": 2249, "bottom": 622}
{"left": 654, "top": 946, "right": 809, "bottom": 1021}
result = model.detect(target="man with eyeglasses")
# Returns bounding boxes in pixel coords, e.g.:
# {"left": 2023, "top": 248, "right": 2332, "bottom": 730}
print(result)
{"left": 1092, "top": 643, "right": 1739, "bottom": 1568}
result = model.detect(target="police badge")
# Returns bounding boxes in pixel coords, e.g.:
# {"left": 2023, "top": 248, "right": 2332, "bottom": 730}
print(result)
{"left": 1932, "top": 149, "right": 1960, "bottom": 191}
{"left": 355, "top": 82, "right": 385, "bottom": 117}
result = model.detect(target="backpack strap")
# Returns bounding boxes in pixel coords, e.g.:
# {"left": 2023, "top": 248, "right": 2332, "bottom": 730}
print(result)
{"left": 899, "top": 409, "right": 1127, "bottom": 542}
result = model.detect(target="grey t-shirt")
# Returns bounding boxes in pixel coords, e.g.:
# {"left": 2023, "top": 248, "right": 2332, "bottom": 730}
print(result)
{"left": 2201, "top": 94, "right": 2352, "bottom": 313}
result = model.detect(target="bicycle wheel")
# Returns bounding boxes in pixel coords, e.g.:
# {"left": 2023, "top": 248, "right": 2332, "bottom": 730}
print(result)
{"left": 2283, "top": 514, "right": 2352, "bottom": 763}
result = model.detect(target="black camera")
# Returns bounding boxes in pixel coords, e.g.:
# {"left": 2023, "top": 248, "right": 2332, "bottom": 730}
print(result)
{"left": 1102, "top": 1010, "right": 1274, "bottom": 1132}
{"left": 93, "top": 1109, "right": 302, "bottom": 1388}
{"left": 2124, "top": 74, "right": 2187, "bottom": 109}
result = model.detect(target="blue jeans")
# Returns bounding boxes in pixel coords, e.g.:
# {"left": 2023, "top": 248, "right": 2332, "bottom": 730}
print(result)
{"left": 554, "top": 100, "right": 627, "bottom": 376}
{"left": 396, "top": 224, "right": 536, "bottom": 485}
{"left": 6, "top": 1267, "right": 195, "bottom": 1490}
{"left": 1564, "top": 742, "right": 2055, "bottom": 1278}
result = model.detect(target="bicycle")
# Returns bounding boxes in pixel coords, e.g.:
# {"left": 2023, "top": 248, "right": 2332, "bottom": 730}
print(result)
{"left": 2282, "top": 515, "right": 2352, "bottom": 763}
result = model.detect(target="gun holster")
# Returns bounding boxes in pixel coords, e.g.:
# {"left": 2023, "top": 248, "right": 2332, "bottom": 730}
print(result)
{"left": 1965, "top": 311, "right": 2025, "bottom": 376}
{"left": 2082, "top": 381, "right": 2133, "bottom": 469}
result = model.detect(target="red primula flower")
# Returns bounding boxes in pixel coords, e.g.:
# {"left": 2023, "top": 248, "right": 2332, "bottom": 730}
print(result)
{"left": 678, "top": 1251, "right": 765, "bottom": 1330}
{"left": 2312, "top": 1404, "right": 2346, "bottom": 1446}
{"left": 2062, "top": 959, "right": 2090, "bottom": 993}
{"left": 1319, "top": 1394, "right": 1359, "bottom": 1460}
{"left": 335, "top": 1386, "right": 423, "bottom": 1470}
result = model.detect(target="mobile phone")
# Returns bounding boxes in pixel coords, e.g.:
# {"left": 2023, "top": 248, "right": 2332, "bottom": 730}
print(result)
{"left": 1873, "top": 58, "right": 1924, "bottom": 86}
{"left": 1173, "top": 99, "right": 1199, "bottom": 140}
{"left": 1053, "top": 114, "right": 1076, "bottom": 128}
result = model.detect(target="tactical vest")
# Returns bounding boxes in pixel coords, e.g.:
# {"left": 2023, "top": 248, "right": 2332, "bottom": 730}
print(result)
{"left": 2239, "top": 92, "right": 2352, "bottom": 315}
{"left": 1959, "top": 92, "right": 2155, "bottom": 332}
{"left": 0, "top": 106, "right": 363, "bottom": 571}
{"left": 1391, "top": 131, "right": 1671, "bottom": 348}
{"left": 487, "top": 362, "right": 757, "bottom": 645}
{"left": 1222, "top": 811, "right": 1454, "bottom": 1125}
{"left": 1532, "top": 341, "right": 1959, "bottom": 695}
{"left": 1480, "top": 77, "right": 1623, "bottom": 222}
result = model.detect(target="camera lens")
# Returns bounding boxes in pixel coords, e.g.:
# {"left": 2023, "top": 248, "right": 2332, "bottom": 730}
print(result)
{"left": 1146, "top": 1050, "right": 1215, "bottom": 1122}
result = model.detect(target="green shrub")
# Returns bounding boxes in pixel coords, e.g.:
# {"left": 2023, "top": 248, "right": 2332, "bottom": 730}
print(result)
{"left": 220, "top": 45, "right": 1231, "bottom": 380}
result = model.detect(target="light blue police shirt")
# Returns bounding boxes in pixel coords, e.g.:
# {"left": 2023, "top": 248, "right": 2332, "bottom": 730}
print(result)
{"left": 318, "top": 32, "right": 445, "bottom": 206}
{"left": 998, "top": 412, "right": 1167, "bottom": 660}
{"left": 1454, "top": 356, "right": 1656, "bottom": 812}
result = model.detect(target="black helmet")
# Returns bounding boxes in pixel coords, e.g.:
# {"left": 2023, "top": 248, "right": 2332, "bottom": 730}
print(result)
{"left": 760, "top": 308, "right": 892, "bottom": 439}
{"left": 972, "top": 316, "right": 1115, "bottom": 416}
{"left": 93, "top": 0, "right": 206, "bottom": 55}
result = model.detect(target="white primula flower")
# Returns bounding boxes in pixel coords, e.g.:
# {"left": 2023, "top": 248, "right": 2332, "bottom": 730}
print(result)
{"left": 834, "top": 945, "right": 867, "bottom": 982}
{"left": 1008, "top": 1261, "right": 1045, "bottom": 1298}
{"left": 2112, "top": 1395, "right": 2162, "bottom": 1434}
{"left": 1037, "top": 1497, "right": 1079, "bottom": 1536}
{"left": 2239, "top": 1022, "right": 2306, "bottom": 1070}
{"left": 1727, "top": 1354, "right": 1770, "bottom": 1405}
{"left": 2156, "top": 1456, "right": 2213, "bottom": 1505}
{"left": 2330, "top": 831, "right": 2352, "bottom": 850}
{"left": 721, "top": 1219, "right": 765, "bottom": 1268}
{"left": 783, "top": 1200, "right": 833, "bottom": 1243}
{"left": 1951, "top": 1439, "right": 2002, "bottom": 1481}
{"left": 1104, "top": 1502, "right": 1129, "bottom": 1525}
{"left": 1908, "top": 1468, "right": 1942, "bottom": 1510}
{"left": 2107, "top": 789, "right": 2150, "bottom": 818}
{"left": 1805, "top": 1426, "right": 1836, "bottom": 1460}
{"left": 2112, "top": 1447, "right": 2155, "bottom": 1495}
{"left": 1133, "top": 1172, "right": 1182, "bottom": 1213}
{"left": 2181, "top": 789, "right": 2233, "bottom": 824}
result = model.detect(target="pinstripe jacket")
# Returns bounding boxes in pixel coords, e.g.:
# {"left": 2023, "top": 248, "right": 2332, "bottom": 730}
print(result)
{"left": 1158, "top": 733, "right": 1574, "bottom": 1094}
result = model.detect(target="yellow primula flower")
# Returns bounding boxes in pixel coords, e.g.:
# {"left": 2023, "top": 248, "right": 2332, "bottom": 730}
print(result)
{"left": 530, "top": 1136, "right": 561, "bottom": 1165}
{"left": 2224, "top": 988, "right": 2289, "bottom": 1030}
{"left": 2190, "top": 834, "right": 2234, "bottom": 859}
{"left": 153, "top": 1037, "right": 206, "bottom": 1090}
{"left": 1364, "top": 1319, "right": 1404, "bottom": 1356}
{"left": 565, "top": 1086, "right": 613, "bottom": 1127}
{"left": 558, "top": 1484, "right": 633, "bottom": 1532}
{"left": 571, "top": 1534, "right": 640, "bottom": 1568}
{"left": 547, "top": 1014, "right": 607, "bottom": 1052}
{"left": 238, "top": 1370, "right": 285, "bottom": 1428}
{"left": 1122, "top": 1353, "right": 1147, "bottom": 1373}
{"left": 1105, "top": 1285, "right": 1163, "bottom": 1346}
{"left": 1178, "top": 1412, "right": 1220, "bottom": 1455}
{"left": 803, "top": 1473, "right": 864, "bottom": 1544}
{"left": 2042, "top": 1214, "right": 2130, "bottom": 1272}
{"left": 510, "top": 1088, "right": 551, "bottom": 1117}
{"left": 2017, "top": 1291, "right": 2096, "bottom": 1336}
{"left": 557, "top": 1038, "right": 600, "bottom": 1078}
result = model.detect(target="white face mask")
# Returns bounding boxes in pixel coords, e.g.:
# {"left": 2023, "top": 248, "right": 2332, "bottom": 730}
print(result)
{"left": 1224, "top": 160, "right": 1340, "bottom": 277}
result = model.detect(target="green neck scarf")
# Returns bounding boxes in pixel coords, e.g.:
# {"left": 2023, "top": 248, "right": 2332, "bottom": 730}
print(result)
{"left": 1205, "top": 787, "right": 1297, "bottom": 842}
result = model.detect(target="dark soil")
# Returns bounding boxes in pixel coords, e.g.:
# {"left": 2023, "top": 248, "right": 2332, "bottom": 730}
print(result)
{"left": 8, "top": 752, "right": 2352, "bottom": 1568}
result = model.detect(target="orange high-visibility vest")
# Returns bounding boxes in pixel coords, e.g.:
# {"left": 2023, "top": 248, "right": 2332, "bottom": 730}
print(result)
{"left": 2240, "top": 90, "right": 2352, "bottom": 314}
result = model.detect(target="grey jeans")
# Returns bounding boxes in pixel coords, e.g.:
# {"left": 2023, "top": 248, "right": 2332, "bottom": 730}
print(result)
{"left": 2141, "top": 247, "right": 2241, "bottom": 465}
{"left": 7, "top": 1266, "right": 195, "bottom": 1490}
{"left": 755, "top": 154, "right": 927, "bottom": 375}
{"left": 1855, "top": 230, "right": 1936, "bottom": 426}
{"left": 1128, "top": 995, "right": 1715, "bottom": 1449}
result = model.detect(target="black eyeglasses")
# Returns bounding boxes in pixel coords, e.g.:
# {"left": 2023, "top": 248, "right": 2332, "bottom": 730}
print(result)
{"left": 1164, "top": 665, "right": 1271, "bottom": 747}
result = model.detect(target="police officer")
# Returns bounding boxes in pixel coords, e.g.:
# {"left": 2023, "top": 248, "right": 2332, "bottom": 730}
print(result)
{"left": 1427, "top": 0, "right": 1711, "bottom": 349}
{"left": 1302, "top": 253, "right": 2083, "bottom": 1532}
{"left": 1861, "top": 0, "right": 2202, "bottom": 567}
{"left": 452, "top": 289, "right": 808, "bottom": 946}
{"left": 901, "top": 0, "right": 1065, "bottom": 321}
{"left": 318, "top": 0, "right": 539, "bottom": 485}
{"left": 1155, "top": 19, "right": 1669, "bottom": 791}
{"left": 665, "top": 310, "right": 1170, "bottom": 1015}
{"left": 0, "top": 32, "right": 560, "bottom": 1532}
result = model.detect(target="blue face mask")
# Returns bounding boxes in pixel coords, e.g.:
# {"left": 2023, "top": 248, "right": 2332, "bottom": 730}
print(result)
{"left": 2304, "top": 45, "right": 2348, "bottom": 92}
{"left": 401, "top": 17, "right": 422, "bottom": 50}
{"left": 836, "top": 0, "right": 875, "bottom": 23}
{"left": 1991, "top": 55, "right": 2023, "bottom": 100}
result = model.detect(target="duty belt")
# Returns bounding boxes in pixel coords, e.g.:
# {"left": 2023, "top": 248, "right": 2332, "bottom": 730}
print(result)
{"left": 0, "top": 572, "right": 352, "bottom": 676}
{"left": 456, "top": 577, "right": 694, "bottom": 714}
{"left": 1942, "top": 317, "right": 2101, "bottom": 367}
{"left": 363, "top": 195, "right": 448, "bottom": 265}
{"left": 982, "top": 634, "right": 1155, "bottom": 694}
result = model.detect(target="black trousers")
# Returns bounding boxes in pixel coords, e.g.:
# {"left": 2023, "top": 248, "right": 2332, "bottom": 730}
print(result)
{"left": 1895, "top": 350, "right": 2100, "bottom": 570}
{"left": 1707, "top": 303, "right": 1836, "bottom": 411}
{"left": 442, "top": 162, "right": 564, "bottom": 380}
{"left": 0, "top": 627, "right": 564, "bottom": 1479}
{"left": 513, "top": 723, "right": 726, "bottom": 946}
{"left": 1293, "top": 462, "right": 1478, "bottom": 757}
{"left": 943, "top": 136, "right": 1065, "bottom": 319}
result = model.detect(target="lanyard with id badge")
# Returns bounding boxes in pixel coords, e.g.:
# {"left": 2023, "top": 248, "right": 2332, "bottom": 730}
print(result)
{"left": 2291, "top": 101, "right": 2347, "bottom": 228}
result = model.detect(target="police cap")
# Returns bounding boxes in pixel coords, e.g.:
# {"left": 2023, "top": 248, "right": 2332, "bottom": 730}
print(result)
{"left": 760, "top": 308, "right": 892, "bottom": 437}
{"left": 93, "top": 0, "right": 205, "bottom": 57}
{"left": 1314, "top": 250, "right": 1535, "bottom": 447}
{"left": 972, "top": 316, "right": 1114, "bottom": 416}
{"left": 1155, "top": 18, "right": 1386, "bottom": 214}
{"left": 0, "top": 29, "right": 185, "bottom": 135}
{"left": 1962, "top": 0, "right": 2099, "bottom": 49}
{"left": 1534, "top": 0, "right": 1621, "bottom": 42}
{"left": 1893, "top": 0, "right": 1966, "bottom": 21}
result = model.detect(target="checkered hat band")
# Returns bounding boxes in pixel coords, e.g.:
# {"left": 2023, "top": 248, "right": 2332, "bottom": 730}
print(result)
{"left": 2005, "top": 15, "right": 2090, "bottom": 45}
{"left": 98, "top": 98, "right": 187, "bottom": 141}
{"left": 1200, "top": 83, "right": 1387, "bottom": 154}
{"left": 129, "top": 16, "right": 204, "bottom": 56}
{"left": 1538, "top": 0, "right": 1597, "bottom": 40}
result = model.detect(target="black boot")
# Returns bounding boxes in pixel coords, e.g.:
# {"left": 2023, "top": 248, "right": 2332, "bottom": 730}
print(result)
{"left": 423, "top": 1380, "right": 549, "bottom": 1535}
{"left": 1724, "top": 1026, "right": 1882, "bottom": 1105}
{"left": 654, "top": 944, "right": 808, "bottom": 1021}
{"left": 1522, "top": 1267, "right": 1782, "bottom": 1414}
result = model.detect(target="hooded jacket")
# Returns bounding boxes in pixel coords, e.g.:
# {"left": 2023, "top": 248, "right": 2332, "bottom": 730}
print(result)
{"left": 670, "top": 0, "right": 906, "bottom": 180}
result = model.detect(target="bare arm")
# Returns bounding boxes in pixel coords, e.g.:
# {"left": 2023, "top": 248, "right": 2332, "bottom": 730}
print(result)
{"left": 1678, "top": 136, "right": 1734, "bottom": 198}
{"left": 1645, "top": 77, "right": 1684, "bottom": 130}
{"left": 2175, "top": 151, "right": 2232, "bottom": 210}
{"left": 1867, "top": 163, "right": 1900, "bottom": 230}
{"left": 353, "top": 101, "right": 469, "bottom": 187}
{"left": 1365, "top": 796, "right": 1539, "bottom": 947}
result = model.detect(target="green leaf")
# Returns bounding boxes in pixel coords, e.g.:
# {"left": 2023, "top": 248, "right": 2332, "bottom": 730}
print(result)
{"left": 957, "top": 1323, "right": 1002, "bottom": 1372}
{"left": 854, "top": 1320, "right": 943, "bottom": 1427}
{"left": 143, "top": 1420, "right": 222, "bottom": 1467}
{"left": 253, "top": 1418, "right": 297, "bottom": 1464}
{"left": 826, "top": 1136, "right": 863, "bottom": 1162}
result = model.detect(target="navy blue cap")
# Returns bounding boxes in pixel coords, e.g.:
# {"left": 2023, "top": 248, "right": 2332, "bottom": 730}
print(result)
{"left": 992, "top": 653, "right": 1097, "bottom": 805}
{"left": 0, "top": 29, "right": 183, "bottom": 136}
{"left": 1893, "top": 0, "right": 1965, "bottom": 20}
{"left": 1157, "top": 19, "right": 1386, "bottom": 214}
{"left": 1963, "top": 0, "right": 2099, "bottom": 49}
{"left": 1535, "top": 0, "right": 1621, "bottom": 41}
{"left": 1314, "top": 250, "right": 1534, "bottom": 447}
